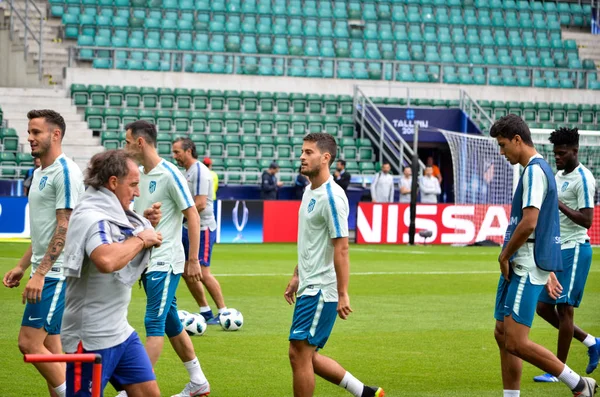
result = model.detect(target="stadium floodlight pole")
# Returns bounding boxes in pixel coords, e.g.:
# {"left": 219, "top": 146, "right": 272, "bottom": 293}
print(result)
{"left": 24, "top": 353, "right": 103, "bottom": 397}
{"left": 408, "top": 123, "right": 419, "bottom": 245}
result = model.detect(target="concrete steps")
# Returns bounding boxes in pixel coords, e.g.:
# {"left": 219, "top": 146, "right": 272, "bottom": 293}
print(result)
{"left": 0, "top": 88, "right": 103, "bottom": 169}
{"left": 2, "top": 0, "right": 70, "bottom": 86}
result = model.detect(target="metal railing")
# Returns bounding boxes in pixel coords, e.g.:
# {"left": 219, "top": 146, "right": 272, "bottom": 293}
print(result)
{"left": 353, "top": 85, "right": 425, "bottom": 175}
{"left": 7, "top": 0, "right": 44, "bottom": 81}
{"left": 68, "top": 46, "right": 598, "bottom": 89}
{"left": 459, "top": 89, "right": 495, "bottom": 135}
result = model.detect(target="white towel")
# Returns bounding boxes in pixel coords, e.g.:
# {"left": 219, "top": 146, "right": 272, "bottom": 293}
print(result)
{"left": 64, "top": 187, "right": 153, "bottom": 286}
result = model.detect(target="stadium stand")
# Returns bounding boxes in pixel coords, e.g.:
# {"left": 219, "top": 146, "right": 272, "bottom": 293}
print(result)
{"left": 69, "top": 84, "right": 380, "bottom": 182}
{"left": 57, "top": 0, "right": 598, "bottom": 89}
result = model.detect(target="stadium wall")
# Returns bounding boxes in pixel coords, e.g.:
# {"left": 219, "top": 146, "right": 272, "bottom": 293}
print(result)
{"left": 0, "top": 30, "right": 38, "bottom": 88}
{"left": 65, "top": 68, "right": 600, "bottom": 104}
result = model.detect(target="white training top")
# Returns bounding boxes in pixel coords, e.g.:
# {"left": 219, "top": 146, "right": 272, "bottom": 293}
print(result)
{"left": 511, "top": 154, "right": 550, "bottom": 285}
{"left": 133, "top": 159, "right": 194, "bottom": 274}
{"left": 399, "top": 176, "right": 412, "bottom": 203}
{"left": 29, "top": 154, "right": 84, "bottom": 279}
{"left": 555, "top": 163, "right": 596, "bottom": 248}
{"left": 184, "top": 160, "right": 217, "bottom": 232}
{"left": 297, "top": 176, "right": 349, "bottom": 302}
{"left": 370, "top": 172, "right": 395, "bottom": 203}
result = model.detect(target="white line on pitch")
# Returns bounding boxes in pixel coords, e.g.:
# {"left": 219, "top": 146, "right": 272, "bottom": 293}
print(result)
{"left": 352, "top": 248, "right": 497, "bottom": 255}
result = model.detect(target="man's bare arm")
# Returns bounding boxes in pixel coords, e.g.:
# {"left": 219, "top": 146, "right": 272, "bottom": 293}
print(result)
{"left": 36, "top": 209, "right": 72, "bottom": 276}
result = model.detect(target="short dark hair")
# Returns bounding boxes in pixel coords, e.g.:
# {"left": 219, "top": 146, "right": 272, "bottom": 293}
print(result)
{"left": 27, "top": 109, "right": 66, "bottom": 138}
{"left": 125, "top": 120, "right": 157, "bottom": 147}
{"left": 303, "top": 133, "right": 337, "bottom": 166}
{"left": 489, "top": 114, "right": 533, "bottom": 146}
{"left": 173, "top": 137, "right": 198, "bottom": 159}
{"left": 85, "top": 150, "right": 136, "bottom": 189}
{"left": 337, "top": 159, "right": 346, "bottom": 167}
{"left": 549, "top": 127, "right": 579, "bottom": 147}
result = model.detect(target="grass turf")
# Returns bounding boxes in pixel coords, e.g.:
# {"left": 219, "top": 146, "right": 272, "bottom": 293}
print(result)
{"left": 0, "top": 242, "right": 598, "bottom": 396}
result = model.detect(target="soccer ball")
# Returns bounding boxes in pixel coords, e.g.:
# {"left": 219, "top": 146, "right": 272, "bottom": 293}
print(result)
{"left": 183, "top": 313, "right": 207, "bottom": 336}
{"left": 178, "top": 310, "right": 190, "bottom": 323}
{"left": 219, "top": 308, "right": 244, "bottom": 331}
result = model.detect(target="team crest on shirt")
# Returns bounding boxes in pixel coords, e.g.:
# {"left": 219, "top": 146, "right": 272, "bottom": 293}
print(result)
{"left": 561, "top": 181, "right": 569, "bottom": 192}
{"left": 149, "top": 181, "right": 157, "bottom": 193}
{"left": 39, "top": 176, "right": 48, "bottom": 190}
{"left": 307, "top": 198, "right": 316, "bottom": 213}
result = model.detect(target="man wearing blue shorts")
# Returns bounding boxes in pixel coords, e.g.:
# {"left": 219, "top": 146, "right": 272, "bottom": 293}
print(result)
{"left": 534, "top": 127, "right": 599, "bottom": 382}
{"left": 3, "top": 110, "right": 84, "bottom": 397}
{"left": 491, "top": 115, "right": 597, "bottom": 397}
{"left": 284, "top": 133, "right": 384, "bottom": 397}
{"left": 173, "top": 138, "right": 228, "bottom": 325}
{"left": 126, "top": 121, "right": 210, "bottom": 397}
{"left": 61, "top": 150, "right": 163, "bottom": 397}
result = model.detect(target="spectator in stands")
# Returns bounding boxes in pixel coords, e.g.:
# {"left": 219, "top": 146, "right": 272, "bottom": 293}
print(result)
{"left": 370, "top": 162, "right": 394, "bottom": 203}
{"left": 261, "top": 162, "right": 282, "bottom": 200}
{"left": 294, "top": 167, "right": 309, "bottom": 200}
{"left": 23, "top": 157, "right": 41, "bottom": 196}
{"left": 426, "top": 156, "right": 442, "bottom": 183}
{"left": 334, "top": 160, "right": 351, "bottom": 193}
{"left": 203, "top": 157, "right": 218, "bottom": 200}
{"left": 399, "top": 166, "right": 412, "bottom": 203}
{"left": 419, "top": 166, "right": 442, "bottom": 203}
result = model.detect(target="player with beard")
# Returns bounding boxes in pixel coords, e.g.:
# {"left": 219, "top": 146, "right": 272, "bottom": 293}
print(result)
{"left": 284, "top": 133, "right": 384, "bottom": 397}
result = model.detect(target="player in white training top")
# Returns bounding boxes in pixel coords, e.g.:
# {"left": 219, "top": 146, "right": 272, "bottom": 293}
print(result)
{"left": 3, "top": 110, "right": 84, "bottom": 397}
{"left": 534, "top": 127, "right": 599, "bottom": 382}
{"left": 172, "top": 137, "right": 228, "bottom": 325}
{"left": 125, "top": 121, "right": 210, "bottom": 397}
{"left": 284, "top": 133, "right": 384, "bottom": 397}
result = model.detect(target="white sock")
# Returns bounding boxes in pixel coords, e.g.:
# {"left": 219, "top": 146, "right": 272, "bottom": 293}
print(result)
{"left": 583, "top": 334, "right": 597, "bottom": 348}
{"left": 54, "top": 382, "right": 66, "bottom": 397}
{"left": 184, "top": 357, "right": 207, "bottom": 385}
{"left": 200, "top": 306, "right": 211, "bottom": 313}
{"left": 339, "top": 371, "right": 364, "bottom": 397}
{"left": 218, "top": 307, "right": 228, "bottom": 314}
{"left": 558, "top": 364, "right": 581, "bottom": 390}
{"left": 503, "top": 391, "right": 520, "bottom": 397}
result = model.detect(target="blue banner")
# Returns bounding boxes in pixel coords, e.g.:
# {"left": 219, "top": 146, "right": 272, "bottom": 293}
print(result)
{"left": 217, "top": 200, "right": 264, "bottom": 243}
{"left": 375, "top": 106, "right": 481, "bottom": 142}
{"left": 0, "top": 197, "right": 29, "bottom": 238}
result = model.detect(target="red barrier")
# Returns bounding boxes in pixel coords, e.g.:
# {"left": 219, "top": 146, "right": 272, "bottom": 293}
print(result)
{"left": 24, "top": 353, "right": 103, "bottom": 397}
{"left": 263, "top": 201, "right": 301, "bottom": 243}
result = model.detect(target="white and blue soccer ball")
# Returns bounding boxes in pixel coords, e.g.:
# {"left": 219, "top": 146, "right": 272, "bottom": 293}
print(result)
{"left": 178, "top": 310, "right": 190, "bottom": 323}
{"left": 181, "top": 312, "right": 207, "bottom": 336}
{"left": 219, "top": 308, "right": 244, "bottom": 331}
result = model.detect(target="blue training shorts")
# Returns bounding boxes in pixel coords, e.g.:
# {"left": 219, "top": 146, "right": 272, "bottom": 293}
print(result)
{"left": 494, "top": 270, "right": 545, "bottom": 328}
{"left": 289, "top": 291, "right": 338, "bottom": 349}
{"left": 142, "top": 271, "right": 183, "bottom": 338}
{"left": 538, "top": 242, "right": 593, "bottom": 308}
{"left": 182, "top": 227, "right": 216, "bottom": 266}
{"left": 66, "top": 331, "right": 155, "bottom": 397}
{"left": 21, "top": 277, "right": 66, "bottom": 335}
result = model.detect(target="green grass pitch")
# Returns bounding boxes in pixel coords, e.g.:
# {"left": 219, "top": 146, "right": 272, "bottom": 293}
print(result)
{"left": 0, "top": 242, "right": 598, "bottom": 396}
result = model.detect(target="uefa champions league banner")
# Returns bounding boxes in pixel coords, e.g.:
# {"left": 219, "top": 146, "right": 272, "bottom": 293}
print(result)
{"left": 216, "top": 200, "right": 264, "bottom": 244}
{"left": 373, "top": 106, "right": 481, "bottom": 143}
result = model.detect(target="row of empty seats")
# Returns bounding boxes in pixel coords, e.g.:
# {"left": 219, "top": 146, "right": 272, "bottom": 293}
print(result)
{"left": 51, "top": 0, "right": 592, "bottom": 22}
{"left": 60, "top": 0, "right": 594, "bottom": 88}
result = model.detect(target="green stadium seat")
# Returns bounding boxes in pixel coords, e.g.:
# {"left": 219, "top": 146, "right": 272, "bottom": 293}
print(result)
{"left": 156, "top": 133, "right": 172, "bottom": 156}
{"left": 101, "top": 131, "right": 120, "bottom": 150}
{"left": 0, "top": 128, "right": 18, "bottom": 151}
{"left": 71, "top": 84, "right": 89, "bottom": 106}
{"left": 16, "top": 152, "right": 34, "bottom": 166}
